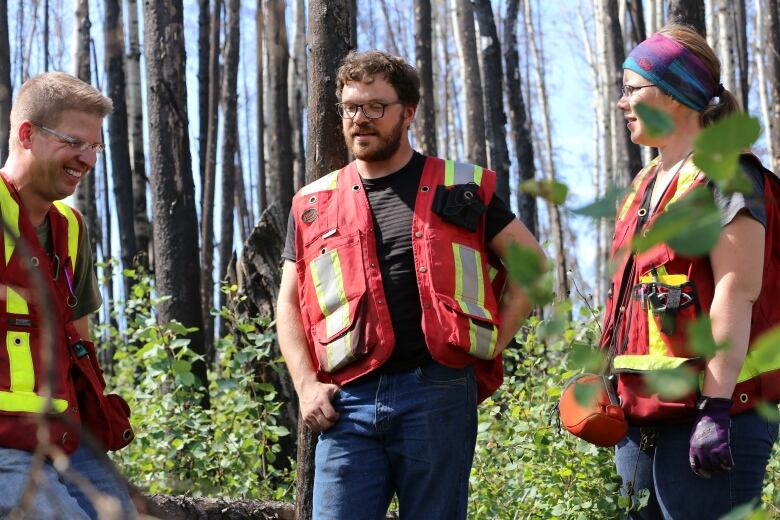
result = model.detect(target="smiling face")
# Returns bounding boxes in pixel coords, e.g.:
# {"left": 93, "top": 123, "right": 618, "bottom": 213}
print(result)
{"left": 340, "top": 77, "right": 414, "bottom": 163}
{"left": 25, "top": 109, "right": 103, "bottom": 203}
{"left": 617, "top": 69, "right": 678, "bottom": 147}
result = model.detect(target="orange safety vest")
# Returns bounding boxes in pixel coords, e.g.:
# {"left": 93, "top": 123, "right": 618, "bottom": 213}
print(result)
{"left": 292, "top": 157, "right": 507, "bottom": 402}
{"left": 601, "top": 154, "right": 780, "bottom": 423}
{"left": 0, "top": 174, "right": 133, "bottom": 453}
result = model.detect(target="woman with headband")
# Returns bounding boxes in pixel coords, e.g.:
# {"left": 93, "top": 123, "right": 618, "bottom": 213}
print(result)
{"left": 600, "top": 24, "right": 780, "bottom": 518}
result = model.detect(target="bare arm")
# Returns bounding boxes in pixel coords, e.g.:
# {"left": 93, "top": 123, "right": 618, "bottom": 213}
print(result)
{"left": 72, "top": 315, "right": 91, "bottom": 341}
{"left": 703, "top": 213, "right": 764, "bottom": 398}
{"left": 488, "top": 219, "right": 546, "bottom": 355}
{"left": 277, "top": 260, "right": 340, "bottom": 431}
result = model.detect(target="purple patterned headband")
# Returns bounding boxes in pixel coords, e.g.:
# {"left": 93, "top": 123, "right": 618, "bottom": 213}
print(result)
{"left": 623, "top": 33, "right": 719, "bottom": 112}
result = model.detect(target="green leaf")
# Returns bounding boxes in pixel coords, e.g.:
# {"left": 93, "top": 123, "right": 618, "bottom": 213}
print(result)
{"left": 644, "top": 368, "right": 699, "bottom": 400}
{"left": 634, "top": 102, "right": 674, "bottom": 138}
{"left": 686, "top": 316, "right": 727, "bottom": 357}
{"left": 520, "top": 179, "right": 569, "bottom": 205}
{"left": 568, "top": 343, "right": 606, "bottom": 373}
{"left": 693, "top": 113, "right": 761, "bottom": 195}
{"left": 571, "top": 184, "right": 629, "bottom": 219}
{"left": 716, "top": 500, "right": 765, "bottom": 520}
{"left": 632, "top": 186, "right": 721, "bottom": 256}
{"left": 755, "top": 401, "right": 780, "bottom": 424}
{"left": 171, "top": 359, "right": 191, "bottom": 375}
{"left": 572, "top": 378, "right": 600, "bottom": 408}
{"left": 506, "top": 243, "right": 545, "bottom": 286}
{"left": 744, "top": 326, "right": 780, "bottom": 369}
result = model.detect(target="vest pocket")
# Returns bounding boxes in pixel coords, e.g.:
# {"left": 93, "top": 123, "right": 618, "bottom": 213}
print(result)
{"left": 640, "top": 272, "right": 700, "bottom": 358}
{"left": 301, "top": 233, "right": 368, "bottom": 373}
{"left": 437, "top": 294, "right": 499, "bottom": 360}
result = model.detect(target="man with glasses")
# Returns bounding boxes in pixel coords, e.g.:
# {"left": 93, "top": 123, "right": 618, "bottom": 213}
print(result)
{"left": 0, "top": 72, "right": 135, "bottom": 519}
{"left": 277, "top": 50, "right": 543, "bottom": 518}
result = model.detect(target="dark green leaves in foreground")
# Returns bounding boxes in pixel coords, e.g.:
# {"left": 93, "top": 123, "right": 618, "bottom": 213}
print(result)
{"left": 572, "top": 184, "right": 629, "bottom": 219}
{"left": 634, "top": 102, "right": 674, "bottom": 138}
{"left": 632, "top": 186, "right": 721, "bottom": 256}
{"left": 694, "top": 113, "right": 761, "bottom": 195}
{"left": 505, "top": 243, "right": 553, "bottom": 306}
{"left": 520, "top": 179, "right": 568, "bottom": 205}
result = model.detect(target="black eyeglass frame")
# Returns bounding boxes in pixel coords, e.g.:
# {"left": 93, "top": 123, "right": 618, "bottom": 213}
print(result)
{"left": 336, "top": 101, "right": 403, "bottom": 120}
{"left": 620, "top": 84, "right": 655, "bottom": 98}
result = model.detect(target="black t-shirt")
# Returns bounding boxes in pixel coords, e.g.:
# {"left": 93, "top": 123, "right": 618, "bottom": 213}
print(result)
{"left": 282, "top": 152, "right": 516, "bottom": 373}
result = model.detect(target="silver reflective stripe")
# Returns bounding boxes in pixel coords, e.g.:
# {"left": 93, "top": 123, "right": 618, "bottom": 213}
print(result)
{"left": 310, "top": 251, "right": 350, "bottom": 338}
{"left": 323, "top": 330, "right": 358, "bottom": 372}
{"left": 300, "top": 170, "right": 339, "bottom": 196}
{"left": 452, "top": 161, "right": 476, "bottom": 185}
{"left": 470, "top": 320, "right": 497, "bottom": 359}
{"left": 453, "top": 244, "right": 492, "bottom": 320}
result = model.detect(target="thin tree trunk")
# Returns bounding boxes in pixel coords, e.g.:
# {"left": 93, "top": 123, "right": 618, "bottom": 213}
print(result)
{"left": 143, "top": 0, "right": 209, "bottom": 404}
{"left": 668, "top": 0, "right": 706, "bottom": 36}
{"left": 716, "top": 0, "right": 736, "bottom": 94}
{"left": 298, "top": 4, "right": 353, "bottom": 516}
{"left": 105, "top": 0, "right": 138, "bottom": 273}
{"left": 73, "top": 0, "right": 100, "bottom": 261}
{"left": 265, "top": 0, "right": 293, "bottom": 217}
{"left": 705, "top": 0, "right": 717, "bottom": 49}
{"left": 379, "top": 0, "right": 400, "bottom": 56}
{"left": 453, "top": 0, "right": 487, "bottom": 166}
{"left": 126, "top": 0, "right": 151, "bottom": 268}
{"left": 44, "top": 0, "right": 49, "bottom": 70}
{"left": 734, "top": 0, "right": 748, "bottom": 111}
{"left": 218, "top": 0, "right": 240, "bottom": 341}
{"left": 0, "top": 0, "right": 11, "bottom": 164}
{"left": 289, "top": 0, "right": 307, "bottom": 192}
{"left": 198, "top": 0, "right": 210, "bottom": 196}
{"left": 234, "top": 140, "right": 251, "bottom": 239}
{"left": 201, "top": 0, "right": 222, "bottom": 359}
{"left": 626, "top": 0, "right": 646, "bottom": 46}
{"left": 256, "top": 0, "right": 267, "bottom": 211}
{"left": 414, "top": 0, "right": 436, "bottom": 156}
{"left": 756, "top": 0, "right": 775, "bottom": 168}
{"left": 767, "top": 0, "right": 780, "bottom": 170}
{"left": 474, "top": 0, "right": 510, "bottom": 203}
{"left": 524, "top": 0, "right": 568, "bottom": 300}
{"left": 505, "top": 0, "right": 537, "bottom": 238}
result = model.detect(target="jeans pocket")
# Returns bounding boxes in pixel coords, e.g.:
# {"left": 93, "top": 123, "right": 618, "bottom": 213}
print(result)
{"left": 415, "top": 362, "right": 469, "bottom": 385}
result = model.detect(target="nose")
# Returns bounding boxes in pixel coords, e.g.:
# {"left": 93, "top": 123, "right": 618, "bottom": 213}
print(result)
{"left": 616, "top": 94, "right": 629, "bottom": 111}
{"left": 351, "top": 107, "right": 370, "bottom": 124}
{"left": 77, "top": 149, "right": 97, "bottom": 168}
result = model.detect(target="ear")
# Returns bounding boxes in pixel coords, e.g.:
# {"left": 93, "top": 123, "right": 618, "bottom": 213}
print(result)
{"left": 18, "top": 121, "right": 34, "bottom": 150}
{"left": 403, "top": 105, "right": 416, "bottom": 127}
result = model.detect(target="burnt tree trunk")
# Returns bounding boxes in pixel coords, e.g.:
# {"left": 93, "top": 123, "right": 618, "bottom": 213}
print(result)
{"left": 266, "top": 0, "right": 294, "bottom": 217}
{"left": 104, "top": 0, "right": 138, "bottom": 273}
{"left": 734, "top": 0, "right": 749, "bottom": 111}
{"left": 289, "top": 0, "right": 307, "bottom": 192}
{"left": 626, "top": 0, "right": 646, "bottom": 46}
{"left": 256, "top": 0, "right": 267, "bottom": 211}
{"left": 201, "top": 0, "right": 222, "bottom": 359}
{"left": 218, "top": 0, "right": 240, "bottom": 341}
{"left": 0, "top": 0, "right": 11, "bottom": 164}
{"left": 474, "top": 0, "right": 510, "bottom": 204}
{"left": 413, "top": 0, "right": 436, "bottom": 156}
{"left": 668, "top": 0, "right": 706, "bottom": 37}
{"left": 453, "top": 0, "right": 487, "bottom": 166}
{"left": 143, "top": 0, "right": 209, "bottom": 404}
{"left": 198, "top": 0, "right": 210, "bottom": 196}
{"left": 504, "top": 0, "right": 537, "bottom": 237}
{"left": 768, "top": 0, "right": 780, "bottom": 170}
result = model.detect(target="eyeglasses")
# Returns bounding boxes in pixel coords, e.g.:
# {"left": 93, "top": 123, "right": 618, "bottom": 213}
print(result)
{"left": 621, "top": 84, "right": 655, "bottom": 98}
{"left": 31, "top": 122, "right": 105, "bottom": 154}
{"left": 336, "top": 101, "right": 403, "bottom": 120}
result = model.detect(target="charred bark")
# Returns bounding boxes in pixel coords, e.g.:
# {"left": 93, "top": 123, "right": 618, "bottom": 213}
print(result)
{"left": 413, "top": 0, "right": 437, "bottom": 156}
{"left": 668, "top": 0, "right": 706, "bottom": 36}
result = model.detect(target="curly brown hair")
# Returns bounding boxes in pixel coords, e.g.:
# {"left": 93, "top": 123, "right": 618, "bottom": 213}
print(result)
{"left": 336, "top": 50, "right": 420, "bottom": 107}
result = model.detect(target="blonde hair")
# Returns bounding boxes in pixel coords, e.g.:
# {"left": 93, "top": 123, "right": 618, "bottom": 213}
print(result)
{"left": 9, "top": 72, "right": 113, "bottom": 152}
{"left": 656, "top": 24, "right": 741, "bottom": 127}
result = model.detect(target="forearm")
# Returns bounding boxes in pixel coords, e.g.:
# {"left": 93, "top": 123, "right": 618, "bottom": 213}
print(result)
{"left": 702, "top": 280, "right": 754, "bottom": 398}
{"left": 496, "top": 282, "right": 532, "bottom": 351}
{"left": 276, "top": 298, "right": 319, "bottom": 395}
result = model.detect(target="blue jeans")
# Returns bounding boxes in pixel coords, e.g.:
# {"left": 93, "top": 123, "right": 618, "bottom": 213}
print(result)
{"left": 312, "top": 360, "right": 478, "bottom": 519}
{"left": 615, "top": 409, "right": 779, "bottom": 519}
{"left": 0, "top": 446, "right": 135, "bottom": 519}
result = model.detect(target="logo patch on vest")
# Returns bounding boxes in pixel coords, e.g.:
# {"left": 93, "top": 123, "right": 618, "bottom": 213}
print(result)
{"left": 301, "top": 208, "right": 318, "bottom": 224}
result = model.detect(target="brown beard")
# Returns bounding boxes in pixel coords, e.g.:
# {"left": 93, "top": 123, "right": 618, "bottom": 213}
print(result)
{"left": 344, "top": 114, "right": 404, "bottom": 162}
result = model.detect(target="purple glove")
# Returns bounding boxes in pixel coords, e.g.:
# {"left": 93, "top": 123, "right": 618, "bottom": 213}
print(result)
{"left": 689, "top": 396, "right": 734, "bottom": 478}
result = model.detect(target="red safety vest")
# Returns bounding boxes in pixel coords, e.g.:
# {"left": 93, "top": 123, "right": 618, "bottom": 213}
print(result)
{"left": 292, "top": 157, "right": 507, "bottom": 402}
{"left": 601, "top": 154, "right": 780, "bottom": 423}
{"left": 0, "top": 174, "right": 133, "bottom": 453}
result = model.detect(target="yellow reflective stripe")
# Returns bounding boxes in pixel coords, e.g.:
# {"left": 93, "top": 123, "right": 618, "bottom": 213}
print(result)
{"left": 299, "top": 170, "right": 340, "bottom": 196}
{"left": 619, "top": 157, "right": 660, "bottom": 220}
{"left": 469, "top": 320, "right": 497, "bottom": 359}
{"left": 0, "top": 177, "right": 19, "bottom": 265}
{"left": 646, "top": 308, "right": 667, "bottom": 357}
{"left": 7, "top": 331, "right": 33, "bottom": 393}
{"left": 7, "top": 287, "right": 28, "bottom": 314}
{"left": 310, "top": 250, "right": 350, "bottom": 338}
{"left": 668, "top": 160, "right": 701, "bottom": 206}
{"left": 613, "top": 354, "right": 691, "bottom": 371}
{"left": 52, "top": 202, "right": 80, "bottom": 267}
{"left": 738, "top": 341, "right": 780, "bottom": 383}
{"left": 0, "top": 391, "right": 68, "bottom": 413}
{"left": 473, "top": 165, "right": 483, "bottom": 185}
{"left": 452, "top": 244, "right": 492, "bottom": 320}
{"left": 445, "top": 160, "right": 455, "bottom": 186}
